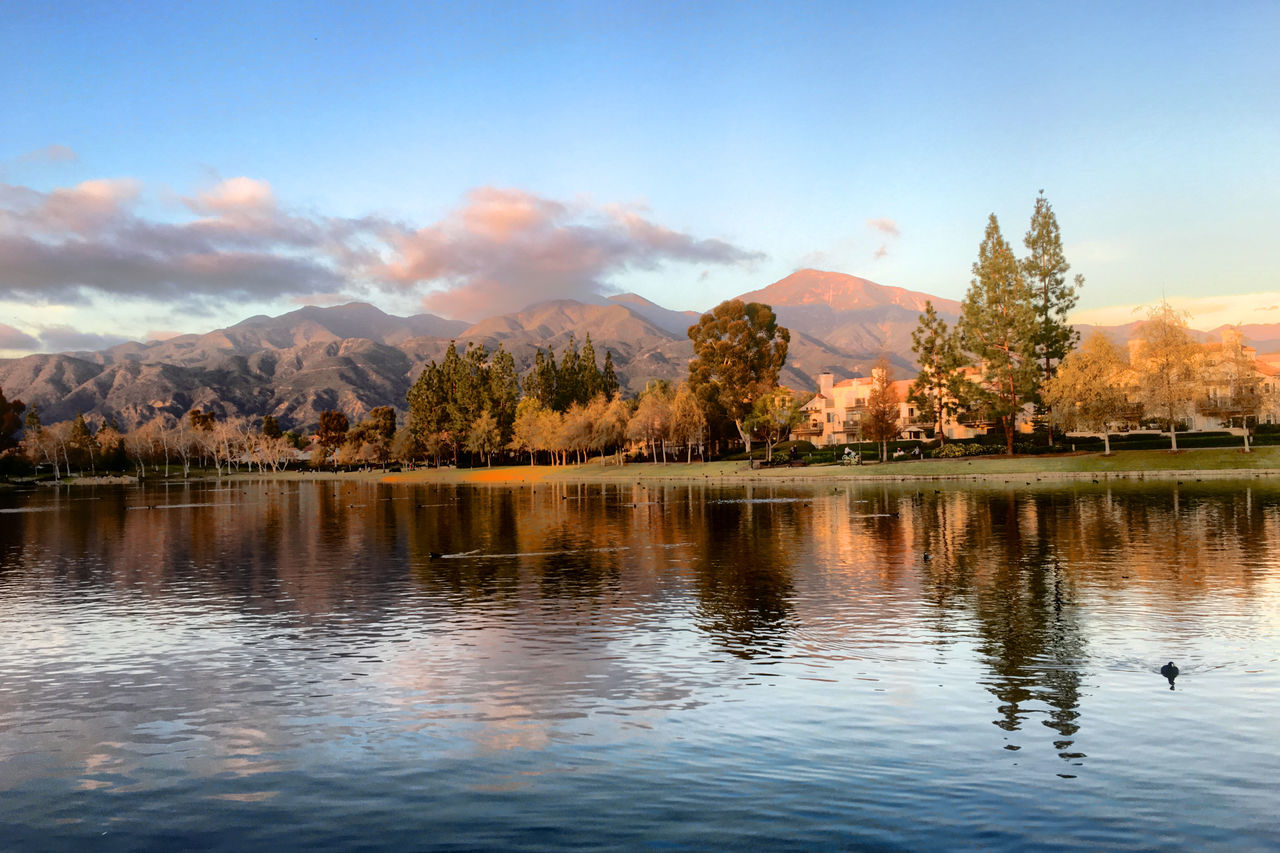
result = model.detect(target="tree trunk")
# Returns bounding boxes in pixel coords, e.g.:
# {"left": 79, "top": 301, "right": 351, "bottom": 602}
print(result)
{"left": 1170, "top": 422, "right": 1178, "bottom": 451}
{"left": 735, "top": 419, "right": 752, "bottom": 455}
{"left": 1103, "top": 432, "right": 1111, "bottom": 455}
{"left": 1004, "top": 415, "right": 1015, "bottom": 456}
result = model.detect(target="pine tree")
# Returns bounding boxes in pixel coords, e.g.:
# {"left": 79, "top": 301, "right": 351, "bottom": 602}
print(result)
{"left": 601, "top": 350, "right": 620, "bottom": 399}
{"left": 487, "top": 345, "right": 521, "bottom": 445}
{"left": 1023, "top": 191, "right": 1083, "bottom": 441}
{"left": 579, "top": 333, "right": 604, "bottom": 401}
{"left": 960, "top": 214, "right": 1039, "bottom": 455}
{"left": 0, "top": 388, "right": 25, "bottom": 452}
{"left": 864, "top": 359, "right": 901, "bottom": 462}
{"left": 908, "top": 301, "right": 970, "bottom": 444}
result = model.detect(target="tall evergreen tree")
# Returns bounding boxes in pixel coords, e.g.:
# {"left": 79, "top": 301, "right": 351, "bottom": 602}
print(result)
{"left": 579, "top": 333, "right": 604, "bottom": 401}
{"left": 556, "top": 336, "right": 582, "bottom": 411}
{"left": 908, "top": 301, "right": 970, "bottom": 444}
{"left": 1023, "top": 191, "right": 1083, "bottom": 441}
{"left": 526, "top": 349, "right": 558, "bottom": 409}
{"left": 0, "top": 388, "right": 25, "bottom": 452}
{"left": 601, "top": 350, "right": 620, "bottom": 399}
{"left": 960, "top": 214, "right": 1039, "bottom": 455}
{"left": 487, "top": 344, "right": 521, "bottom": 445}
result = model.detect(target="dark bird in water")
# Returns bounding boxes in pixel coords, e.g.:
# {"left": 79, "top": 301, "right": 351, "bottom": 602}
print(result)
{"left": 429, "top": 552, "right": 443, "bottom": 559}
{"left": 1161, "top": 661, "right": 1180, "bottom": 689}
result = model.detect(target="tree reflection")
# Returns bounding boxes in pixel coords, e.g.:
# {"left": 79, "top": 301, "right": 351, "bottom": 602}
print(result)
{"left": 691, "top": 493, "right": 800, "bottom": 659}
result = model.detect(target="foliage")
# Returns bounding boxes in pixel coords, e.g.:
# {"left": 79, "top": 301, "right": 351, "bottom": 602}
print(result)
{"left": 261, "top": 415, "right": 282, "bottom": 438}
{"left": 960, "top": 214, "right": 1039, "bottom": 455}
{"left": 687, "top": 299, "right": 790, "bottom": 454}
{"left": 0, "top": 388, "right": 26, "bottom": 452}
{"left": 908, "top": 301, "right": 969, "bottom": 444}
{"left": 407, "top": 341, "right": 521, "bottom": 464}
{"left": 864, "top": 359, "right": 901, "bottom": 461}
{"left": 743, "top": 387, "right": 801, "bottom": 462}
{"left": 1022, "top": 192, "right": 1082, "bottom": 397}
{"left": 1132, "top": 301, "right": 1203, "bottom": 450}
{"left": 1043, "top": 332, "right": 1130, "bottom": 454}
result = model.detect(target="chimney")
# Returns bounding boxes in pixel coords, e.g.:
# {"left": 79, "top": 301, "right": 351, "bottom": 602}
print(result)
{"left": 819, "top": 371, "right": 833, "bottom": 397}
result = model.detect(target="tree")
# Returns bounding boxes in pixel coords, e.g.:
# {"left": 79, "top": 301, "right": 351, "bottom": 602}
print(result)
{"left": 0, "top": 388, "right": 25, "bottom": 452}
{"left": 1197, "top": 328, "right": 1262, "bottom": 451}
{"left": 316, "top": 409, "right": 349, "bottom": 467}
{"left": 743, "top": 387, "right": 801, "bottom": 462}
{"left": 687, "top": 299, "right": 791, "bottom": 454}
{"left": 68, "top": 413, "right": 98, "bottom": 475}
{"left": 510, "top": 397, "right": 547, "bottom": 465}
{"left": 669, "top": 383, "right": 708, "bottom": 463}
{"left": 261, "top": 415, "right": 283, "bottom": 439}
{"left": 1023, "top": 191, "right": 1083, "bottom": 443}
{"left": 1132, "top": 301, "right": 1203, "bottom": 451}
{"left": 960, "top": 214, "right": 1039, "bottom": 455}
{"left": 346, "top": 406, "right": 397, "bottom": 466}
{"left": 592, "top": 393, "right": 632, "bottom": 464}
{"left": 465, "top": 410, "right": 502, "bottom": 467}
{"left": 1043, "top": 332, "right": 1130, "bottom": 454}
{"left": 628, "top": 381, "right": 675, "bottom": 463}
{"left": 601, "top": 350, "right": 621, "bottom": 399}
{"left": 864, "top": 360, "right": 901, "bottom": 462}
{"left": 908, "top": 301, "right": 970, "bottom": 444}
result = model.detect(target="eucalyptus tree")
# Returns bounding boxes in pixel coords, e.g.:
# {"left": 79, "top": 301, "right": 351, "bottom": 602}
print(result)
{"left": 687, "top": 299, "right": 790, "bottom": 454}
{"left": 960, "top": 214, "right": 1039, "bottom": 455}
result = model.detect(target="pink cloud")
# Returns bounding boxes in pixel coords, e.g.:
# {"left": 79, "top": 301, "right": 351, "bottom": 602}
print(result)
{"left": 866, "top": 217, "right": 900, "bottom": 238}
{"left": 381, "top": 187, "right": 762, "bottom": 320}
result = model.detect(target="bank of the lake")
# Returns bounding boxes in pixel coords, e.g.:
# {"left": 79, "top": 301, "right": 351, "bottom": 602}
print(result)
{"left": 380, "top": 446, "right": 1280, "bottom": 487}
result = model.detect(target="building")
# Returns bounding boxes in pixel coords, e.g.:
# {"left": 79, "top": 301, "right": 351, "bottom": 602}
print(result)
{"left": 793, "top": 371, "right": 922, "bottom": 447}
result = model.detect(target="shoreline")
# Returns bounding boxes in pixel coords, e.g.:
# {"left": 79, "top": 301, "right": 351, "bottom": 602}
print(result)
{"left": 12, "top": 446, "right": 1280, "bottom": 489}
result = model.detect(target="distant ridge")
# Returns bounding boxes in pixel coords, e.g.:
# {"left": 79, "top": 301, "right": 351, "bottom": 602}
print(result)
{"left": 5, "top": 271, "right": 1276, "bottom": 432}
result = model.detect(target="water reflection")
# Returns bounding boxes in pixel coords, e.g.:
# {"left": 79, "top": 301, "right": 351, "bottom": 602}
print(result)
{"left": 1, "top": 478, "right": 1279, "bottom": 849}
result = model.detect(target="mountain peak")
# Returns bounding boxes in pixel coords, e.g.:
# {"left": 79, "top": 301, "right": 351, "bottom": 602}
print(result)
{"left": 738, "top": 269, "right": 960, "bottom": 314}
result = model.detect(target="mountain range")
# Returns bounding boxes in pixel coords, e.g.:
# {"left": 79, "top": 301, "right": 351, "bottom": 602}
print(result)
{"left": 1, "top": 269, "right": 1273, "bottom": 431}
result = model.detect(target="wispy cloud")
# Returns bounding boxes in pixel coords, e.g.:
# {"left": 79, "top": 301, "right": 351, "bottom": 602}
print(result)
{"left": 866, "top": 217, "right": 900, "bottom": 238}
{"left": 0, "top": 178, "right": 761, "bottom": 321}
{"left": 15, "top": 144, "right": 79, "bottom": 165}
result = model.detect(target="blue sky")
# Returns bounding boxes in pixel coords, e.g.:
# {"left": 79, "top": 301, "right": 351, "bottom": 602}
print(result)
{"left": 2, "top": 0, "right": 1278, "bottom": 353}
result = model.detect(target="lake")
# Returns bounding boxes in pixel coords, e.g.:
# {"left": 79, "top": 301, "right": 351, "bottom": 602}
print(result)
{"left": 1, "top": 477, "right": 1276, "bottom": 850}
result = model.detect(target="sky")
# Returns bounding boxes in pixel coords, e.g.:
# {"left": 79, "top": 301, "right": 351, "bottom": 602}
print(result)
{"left": 2, "top": 0, "right": 1278, "bottom": 356}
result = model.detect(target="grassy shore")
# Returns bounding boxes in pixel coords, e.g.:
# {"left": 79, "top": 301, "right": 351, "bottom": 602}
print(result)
{"left": 379, "top": 446, "right": 1280, "bottom": 486}
{"left": 11, "top": 445, "right": 1278, "bottom": 489}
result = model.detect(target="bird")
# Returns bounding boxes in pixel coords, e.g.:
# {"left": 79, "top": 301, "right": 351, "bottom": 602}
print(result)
{"left": 1160, "top": 661, "right": 1180, "bottom": 689}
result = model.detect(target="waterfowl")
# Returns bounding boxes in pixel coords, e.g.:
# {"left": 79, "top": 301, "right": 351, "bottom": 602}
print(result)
{"left": 1160, "top": 661, "right": 1179, "bottom": 680}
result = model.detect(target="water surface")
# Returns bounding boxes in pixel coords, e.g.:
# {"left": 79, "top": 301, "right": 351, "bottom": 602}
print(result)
{"left": 1, "top": 479, "right": 1276, "bottom": 850}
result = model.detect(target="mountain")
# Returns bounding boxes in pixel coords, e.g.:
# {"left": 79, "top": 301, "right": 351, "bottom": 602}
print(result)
{"left": 735, "top": 269, "right": 962, "bottom": 375}
{"left": 8, "top": 270, "right": 1279, "bottom": 434}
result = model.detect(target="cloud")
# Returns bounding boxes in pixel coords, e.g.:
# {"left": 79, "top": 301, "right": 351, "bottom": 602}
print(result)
{"left": 873, "top": 243, "right": 889, "bottom": 260}
{"left": 16, "top": 144, "right": 78, "bottom": 165}
{"left": 0, "top": 178, "right": 760, "bottom": 321}
{"left": 0, "top": 175, "right": 370, "bottom": 305}
{"left": 37, "top": 324, "right": 131, "bottom": 351}
{"left": 380, "top": 187, "right": 763, "bottom": 320}
{"left": 866, "top": 217, "right": 900, "bottom": 238}
{"left": 0, "top": 323, "right": 39, "bottom": 350}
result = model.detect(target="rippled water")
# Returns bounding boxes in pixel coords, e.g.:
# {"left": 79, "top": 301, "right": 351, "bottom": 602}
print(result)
{"left": 1, "top": 478, "right": 1277, "bottom": 850}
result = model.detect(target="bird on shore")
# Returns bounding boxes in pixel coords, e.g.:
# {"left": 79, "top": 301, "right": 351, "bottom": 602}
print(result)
{"left": 1160, "top": 661, "right": 1180, "bottom": 689}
